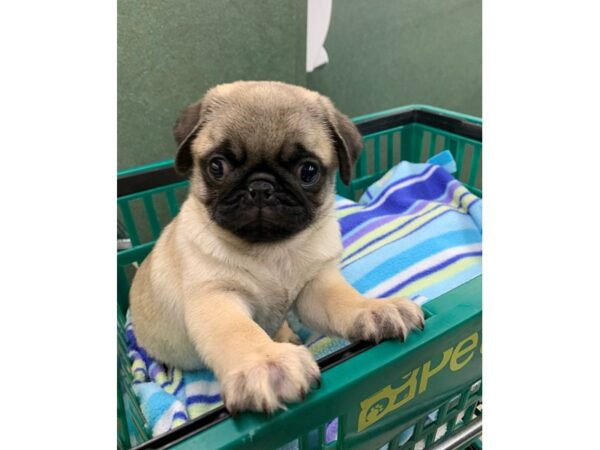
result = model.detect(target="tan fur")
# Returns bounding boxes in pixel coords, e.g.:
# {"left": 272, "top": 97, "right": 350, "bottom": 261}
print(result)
{"left": 294, "top": 264, "right": 424, "bottom": 343}
{"left": 130, "top": 81, "right": 423, "bottom": 415}
{"left": 190, "top": 82, "right": 334, "bottom": 163}
{"left": 273, "top": 320, "right": 302, "bottom": 345}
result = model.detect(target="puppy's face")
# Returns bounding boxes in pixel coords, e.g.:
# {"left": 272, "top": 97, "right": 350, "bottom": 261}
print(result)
{"left": 197, "top": 139, "right": 329, "bottom": 243}
{"left": 173, "top": 81, "right": 363, "bottom": 243}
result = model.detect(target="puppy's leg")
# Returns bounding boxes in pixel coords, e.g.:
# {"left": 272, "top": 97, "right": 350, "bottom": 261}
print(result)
{"left": 273, "top": 320, "right": 302, "bottom": 345}
{"left": 184, "top": 288, "right": 320, "bottom": 415}
{"left": 294, "top": 265, "right": 424, "bottom": 343}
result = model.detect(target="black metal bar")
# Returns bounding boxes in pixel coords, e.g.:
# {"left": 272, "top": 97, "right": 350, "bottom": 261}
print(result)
{"left": 117, "top": 165, "right": 185, "bottom": 198}
{"left": 355, "top": 109, "right": 416, "bottom": 135}
{"left": 413, "top": 110, "right": 482, "bottom": 141}
{"left": 118, "top": 107, "right": 482, "bottom": 199}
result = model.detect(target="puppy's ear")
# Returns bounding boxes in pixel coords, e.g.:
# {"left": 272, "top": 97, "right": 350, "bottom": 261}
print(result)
{"left": 173, "top": 100, "right": 204, "bottom": 175}
{"left": 320, "top": 97, "right": 363, "bottom": 185}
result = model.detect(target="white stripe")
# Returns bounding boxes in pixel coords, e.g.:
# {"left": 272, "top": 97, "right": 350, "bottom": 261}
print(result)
{"left": 152, "top": 401, "right": 187, "bottom": 435}
{"left": 336, "top": 198, "right": 355, "bottom": 207}
{"left": 364, "top": 243, "right": 482, "bottom": 297}
{"left": 359, "top": 165, "right": 438, "bottom": 213}
{"left": 186, "top": 379, "right": 221, "bottom": 396}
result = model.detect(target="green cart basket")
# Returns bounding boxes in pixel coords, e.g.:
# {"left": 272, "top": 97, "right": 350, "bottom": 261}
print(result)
{"left": 117, "top": 105, "right": 483, "bottom": 450}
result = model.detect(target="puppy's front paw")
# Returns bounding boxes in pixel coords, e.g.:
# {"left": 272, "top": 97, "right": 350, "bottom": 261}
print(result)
{"left": 220, "top": 343, "right": 320, "bottom": 415}
{"left": 347, "top": 297, "right": 424, "bottom": 343}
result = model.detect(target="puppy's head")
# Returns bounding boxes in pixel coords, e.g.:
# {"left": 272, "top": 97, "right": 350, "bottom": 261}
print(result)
{"left": 173, "top": 81, "right": 363, "bottom": 243}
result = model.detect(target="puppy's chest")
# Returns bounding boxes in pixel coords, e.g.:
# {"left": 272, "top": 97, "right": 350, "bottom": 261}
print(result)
{"left": 240, "top": 252, "right": 318, "bottom": 335}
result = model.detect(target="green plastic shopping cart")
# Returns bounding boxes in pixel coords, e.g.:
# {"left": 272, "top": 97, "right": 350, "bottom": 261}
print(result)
{"left": 117, "top": 105, "right": 483, "bottom": 450}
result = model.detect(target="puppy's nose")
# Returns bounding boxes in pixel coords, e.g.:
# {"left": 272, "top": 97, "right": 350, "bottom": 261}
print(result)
{"left": 248, "top": 180, "right": 275, "bottom": 202}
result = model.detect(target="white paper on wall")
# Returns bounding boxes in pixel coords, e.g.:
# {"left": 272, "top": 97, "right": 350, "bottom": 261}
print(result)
{"left": 306, "top": 0, "right": 332, "bottom": 72}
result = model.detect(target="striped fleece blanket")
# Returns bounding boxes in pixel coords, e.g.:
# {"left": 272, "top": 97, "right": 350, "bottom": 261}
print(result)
{"left": 126, "top": 151, "right": 482, "bottom": 439}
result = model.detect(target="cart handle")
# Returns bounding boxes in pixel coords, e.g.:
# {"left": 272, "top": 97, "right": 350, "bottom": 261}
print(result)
{"left": 429, "top": 416, "right": 482, "bottom": 450}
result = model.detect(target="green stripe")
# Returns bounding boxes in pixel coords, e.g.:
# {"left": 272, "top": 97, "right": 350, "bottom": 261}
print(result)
{"left": 469, "top": 145, "right": 482, "bottom": 187}
{"left": 143, "top": 195, "right": 162, "bottom": 239}
{"left": 413, "top": 125, "right": 423, "bottom": 162}
{"left": 455, "top": 141, "right": 465, "bottom": 181}
{"left": 428, "top": 132, "right": 437, "bottom": 158}
{"left": 358, "top": 146, "right": 368, "bottom": 178}
{"left": 165, "top": 189, "right": 180, "bottom": 217}
{"left": 373, "top": 135, "right": 381, "bottom": 172}
{"left": 444, "top": 135, "right": 450, "bottom": 153}
{"left": 387, "top": 133, "right": 395, "bottom": 168}
{"left": 315, "top": 424, "right": 324, "bottom": 447}
{"left": 118, "top": 331, "right": 128, "bottom": 360}
{"left": 118, "top": 241, "right": 155, "bottom": 266}
{"left": 298, "top": 433, "right": 310, "bottom": 450}
{"left": 400, "top": 125, "right": 414, "bottom": 162}
{"left": 124, "top": 378, "right": 150, "bottom": 438}
{"left": 337, "top": 415, "right": 346, "bottom": 446}
{"left": 118, "top": 201, "right": 140, "bottom": 247}
{"left": 117, "top": 369, "right": 131, "bottom": 450}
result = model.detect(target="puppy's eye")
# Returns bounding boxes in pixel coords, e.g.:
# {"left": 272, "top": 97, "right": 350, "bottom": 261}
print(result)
{"left": 208, "top": 157, "right": 229, "bottom": 180}
{"left": 297, "top": 161, "right": 320, "bottom": 186}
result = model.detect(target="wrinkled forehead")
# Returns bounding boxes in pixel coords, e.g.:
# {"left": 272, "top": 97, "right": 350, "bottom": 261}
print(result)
{"left": 191, "top": 95, "right": 334, "bottom": 166}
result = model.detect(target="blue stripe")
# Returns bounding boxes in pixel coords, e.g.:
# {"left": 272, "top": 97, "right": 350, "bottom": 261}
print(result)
{"left": 159, "top": 367, "right": 173, "bottom": 388}
{"left": 363, "top": 165, "right": 441, "bottom": 208}
{"left": 127, "top": 327, "right": 154, "bottom": 368}
{"left": 339, "top": 167, "right": 454, "bottom": 233}
{"left": 337, "top": 202, "right": 362, "bottom": 211}
{"left": 342, "top": 214, "right": 399, "bottom": 246}
{"left": 171, "top": 375, "right": 183, "bottom": 395}
{"left": 366, "top": 165, "right": 434, "bottom": 204}
{"left": 172, "top": 411, "right": 188, "bottom": 422}
{"left": 379, "top": 251, "right": 482, "bottom": 297}
{"left": 351, "top": 230, "right": 483, "bottom": 293}
{"left": 160, "top": 379, "right": 173, "bottom": 389}
{"left": 173, "top": 378, "right": 185, "bottom": 396}
{"left": 339, "top": 170, "right": 440, "bottom": 230}
{"left": 186, "top": 393, "right": 222, "bottom": 405}
{"left": 341, "top": 179, "right": 465, "bottom": 243}
{"left": 342, "top": 211, "right": 481, "bottom": 284}
{"left": 457, "top": 190, "right": 470, "bottom": 209}
{"left": 414, "top": 263, "right": 482, "bottom": 301}
{"left": 342, "top": 204, "right": 451, "bottom": 264}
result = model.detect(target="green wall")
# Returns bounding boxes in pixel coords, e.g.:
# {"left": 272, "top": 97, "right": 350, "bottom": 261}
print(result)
{"left": 118, "top": 0, "right": 306, "bottom": 169}
{"left": 308, "top": 0, "right": 482, "bottom": 118}
{"left": 118, "top": 0, "right": 481, "bottom": 170}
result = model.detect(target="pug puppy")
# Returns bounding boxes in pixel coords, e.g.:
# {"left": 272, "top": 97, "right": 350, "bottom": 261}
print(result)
{"left": 130, "top": 81, "right": 424, "bottom": 415}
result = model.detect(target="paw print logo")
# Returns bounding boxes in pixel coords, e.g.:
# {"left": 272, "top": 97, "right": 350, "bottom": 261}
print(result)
{"left": 366, "top": 398, "right": 389, "bottom": 422}
{"left": 358, "top": 385, "right": 400, "bottom": 431}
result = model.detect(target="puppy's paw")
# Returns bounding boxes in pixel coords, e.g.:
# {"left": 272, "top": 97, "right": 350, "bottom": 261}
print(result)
{"left": 347, "top": 297, "right": 424, "bottom": 343}
{"left": 220, "top": 343, "right": 320, "bottom": 416}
